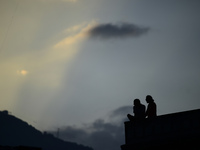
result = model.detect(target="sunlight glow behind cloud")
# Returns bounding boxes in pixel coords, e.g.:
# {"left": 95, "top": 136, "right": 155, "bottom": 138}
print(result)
{"left": 0, "top": 20, "right": 96, "bottom": 122}
{"left": 17, "top": 70, "right": 28, "bottom": 76}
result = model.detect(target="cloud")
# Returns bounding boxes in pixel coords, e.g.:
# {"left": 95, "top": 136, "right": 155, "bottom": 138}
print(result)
{"left": 49, "top": 106, "right": 130, "bottom": 150}
{"left": 55, "top": 121, "right": 125, "bottom": 150}
{"left": 54, "top": 21, "right": 96, "bottom": 48}
{"left": 87, "top": 23, "right": 150, "bottom": 39}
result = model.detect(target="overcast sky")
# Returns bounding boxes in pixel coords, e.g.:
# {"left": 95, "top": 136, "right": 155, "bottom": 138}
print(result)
{"left": 1, "top": 0, "right": 200, "bottom": 150}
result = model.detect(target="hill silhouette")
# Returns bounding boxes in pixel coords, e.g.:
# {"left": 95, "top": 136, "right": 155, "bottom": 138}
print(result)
{"left": 0, "top": 110, "right": 93, "bottom": 150}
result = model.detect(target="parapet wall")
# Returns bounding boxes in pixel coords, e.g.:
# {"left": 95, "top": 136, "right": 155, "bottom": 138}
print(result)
{"left": 122, "top": 109, "right": 200, "bottom": 150}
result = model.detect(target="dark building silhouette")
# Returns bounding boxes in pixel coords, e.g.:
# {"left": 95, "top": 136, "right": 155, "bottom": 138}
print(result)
{"left": 121, "top": 109, "right": 200, "bottom": 150}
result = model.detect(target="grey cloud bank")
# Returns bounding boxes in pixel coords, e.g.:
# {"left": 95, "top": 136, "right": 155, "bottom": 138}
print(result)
{"left": 87, "top": 23, "right": 150, "bottom": 39}
{"left": 49, "top": 106, "right": 130, "bottom": 150}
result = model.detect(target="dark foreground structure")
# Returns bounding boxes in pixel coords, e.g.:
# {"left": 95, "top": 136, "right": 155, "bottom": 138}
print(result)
{"left": 0, "top": 146, "right": 42, "bottom": 150}
{"left": 121, "top": 109, "right": 200, "bottom": 150}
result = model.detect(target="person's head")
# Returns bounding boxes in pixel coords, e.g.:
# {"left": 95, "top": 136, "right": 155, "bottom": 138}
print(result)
{"left": 146, "top": 95, "right": 154, "bottom": 103}
{"left": 134, "top": 99, "right": 141, "bottom": 106}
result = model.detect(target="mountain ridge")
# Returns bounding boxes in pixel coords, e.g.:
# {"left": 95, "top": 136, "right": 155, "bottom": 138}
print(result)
{"left": 0, "top": 110, "right": 93, "bottom": 150}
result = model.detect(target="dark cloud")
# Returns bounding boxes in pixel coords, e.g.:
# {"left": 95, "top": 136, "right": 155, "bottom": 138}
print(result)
{"left": 58, "top": 126, "right": 88, "bottom": 143}
{"left": 57, "top": 121, "right": 124, "bottom": 150}
{"left": 88, "top": 23, "right": 150, "bottom": 39}
{"left": 49, "top": 106, "right": 130, "bottom": 150}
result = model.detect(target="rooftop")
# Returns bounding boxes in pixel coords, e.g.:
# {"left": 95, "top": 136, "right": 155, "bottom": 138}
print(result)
{"left": 121, "top": 109, "right": 200, "bottom": 150}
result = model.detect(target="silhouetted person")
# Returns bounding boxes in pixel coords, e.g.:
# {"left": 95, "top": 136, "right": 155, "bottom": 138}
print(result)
{"left": 145, "top": 95, "right": 157, "bottom": 118}
{"left": 127, "top": 99, "right": 146, "bottom": 121}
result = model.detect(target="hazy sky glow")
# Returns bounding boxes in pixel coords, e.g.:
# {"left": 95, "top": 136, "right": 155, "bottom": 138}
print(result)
{"left": 1, "top": 0, "right": 200, "bottom": 150}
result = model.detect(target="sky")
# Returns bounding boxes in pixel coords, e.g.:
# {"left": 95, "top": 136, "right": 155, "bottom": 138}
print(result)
{"left": 1, "top": 0, "right": 200, "bottom": 150}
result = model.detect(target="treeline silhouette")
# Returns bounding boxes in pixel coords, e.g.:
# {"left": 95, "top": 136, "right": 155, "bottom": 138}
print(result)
{"left": 0, "top": 110, "right": 93, "bottom": 150}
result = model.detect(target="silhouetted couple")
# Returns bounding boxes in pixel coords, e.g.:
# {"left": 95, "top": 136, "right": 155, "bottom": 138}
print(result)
{"left": 127, "top": 95, "right": 157, "bottom": 121}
